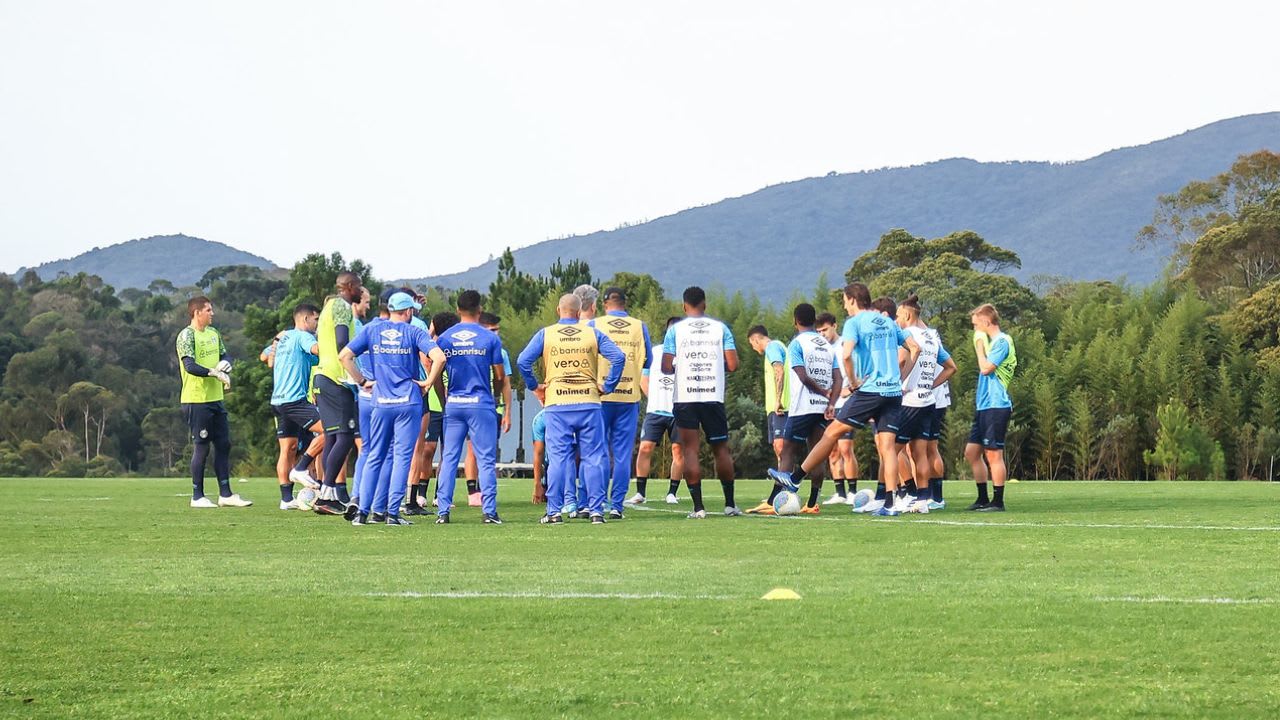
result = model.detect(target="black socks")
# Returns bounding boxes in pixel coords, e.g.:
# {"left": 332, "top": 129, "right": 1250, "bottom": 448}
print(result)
{"left": 689, "top": 484, "right": 704, "bottom": 512}
{"left": 976, "top": 482, "right": 990, "bottom": 503}
{"left": 993, "top": 485, "right": 1004, "bottom": 506}
{"left": 635, "top": 475, "right": 647, "bottom": 496}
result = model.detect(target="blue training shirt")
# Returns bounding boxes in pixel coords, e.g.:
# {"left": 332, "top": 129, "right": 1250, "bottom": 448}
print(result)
{"left": 354, "top": 317, "right": 384, "bottom": 380}
{"left": 346, "top": 319, "right": 437, "bottom": 407}
{"left": 270, "top": 328, "right": 319, "bottom": 405}
{"left": 532, "top": 410, "right": 546, "bottom": 442}
{"left": 976, "top": 334, "right": 1014, "bottom": 411}
{"left": 436, "top": 321, "right": 505, "bottom": 412}
{"left": 841, "top": 311, "right": 909, "bottom": 396}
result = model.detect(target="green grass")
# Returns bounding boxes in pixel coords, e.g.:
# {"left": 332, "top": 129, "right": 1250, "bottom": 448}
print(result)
{"left": 2, "top": 478, "right": 1280, "bottom": 718}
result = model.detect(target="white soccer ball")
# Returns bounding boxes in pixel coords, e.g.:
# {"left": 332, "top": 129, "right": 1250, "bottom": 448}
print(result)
{"left": 851, "top": 489, "right": 875, "bottom": 510}
{"left": 772, "top": 490, "right": 802, "bottom": 516}
{"left": 295, "top": 487, "right": 318, "bottom": 511}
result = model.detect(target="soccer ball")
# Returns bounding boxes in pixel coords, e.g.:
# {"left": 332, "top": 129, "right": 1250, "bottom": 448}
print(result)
{"left": 772, "top": 491, "right": 802, "bottom": 516}
{"left": 295, "top": 487, "right": 318, "bottom": 511}
{"left": 851, "top": 489, "right": 874, "bottom": 510}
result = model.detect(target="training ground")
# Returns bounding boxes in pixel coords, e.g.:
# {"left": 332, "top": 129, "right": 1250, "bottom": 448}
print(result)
{"left": 2, "top": 478, "right": 1278, "bottom": 718}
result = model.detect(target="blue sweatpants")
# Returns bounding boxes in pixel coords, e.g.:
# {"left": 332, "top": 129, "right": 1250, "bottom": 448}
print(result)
{"left": 545, "top": 405, "right": 608, "bottom": 517}
{"left": 354, "top": 392, "right": 373, "bottom": 500}
{"left": 601, "top": 402, "right": 640, "bottom": 512}
{"left": 437, "top": 409, "right": 499, "bottom": 516}
{"left": 359, "top": 403, "right": 423, "bottom": 516}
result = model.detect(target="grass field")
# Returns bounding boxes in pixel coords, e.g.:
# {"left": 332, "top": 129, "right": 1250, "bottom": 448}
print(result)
{"left": 3, "top": 478, "right": 1280, "bottom": 718}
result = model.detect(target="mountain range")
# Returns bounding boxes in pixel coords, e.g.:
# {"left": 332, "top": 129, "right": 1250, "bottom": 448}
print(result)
{"left": 14, "top": 234, "right": 280, "bottom": 290}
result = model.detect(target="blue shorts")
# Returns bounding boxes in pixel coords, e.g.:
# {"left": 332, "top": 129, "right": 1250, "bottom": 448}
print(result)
{"left": 969, "top": 408, "right": 1012, "bottom": 449}
{"left": 424, "top": 411, "right": 444, "bottom": 442}
{"left": 767, "top": 413, "right": 788, "bottom": 442}
{"left": 783, "top": 413, "right": 828, "bottom": 443}
{"left": 926, "top": 406, "right": 948, "bottom": 441}
{"left": 673, "top": 402, "right": 729, "bottom": 444}
{"left": 272, "top": 400, "right": 320, "bottom": 438}
{"left": 641, "top": 413, "right": 677, "bottom": 444}
{"left": 836, "top": 391, "right": 902, "bottom": 434}
{"left": 895, "top": 405, "right": 934, "bottom": 444}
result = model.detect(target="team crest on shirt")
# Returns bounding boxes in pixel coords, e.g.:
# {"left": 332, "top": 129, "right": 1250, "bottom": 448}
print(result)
{"left": 380, "top": 328, "right": 403, "bottom": 343}
{"left": 348, "top": 419, "right": 356, "bottom": 430}
{"left": 557, "top": 326, "right": 582, "bottom": 337}
{"left": 688, "top": 319, "right": 710, "bottom": 330}
{"left": 607, "top": 318, "right": 630, "bottom": 331}
{"left": 199, "top": 429, "right": 208, "bottom": 439}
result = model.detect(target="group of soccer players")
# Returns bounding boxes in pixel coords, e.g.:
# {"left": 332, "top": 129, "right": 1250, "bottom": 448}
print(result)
{"left": 174, "top": 274, "right": 1018, "bottom": 524}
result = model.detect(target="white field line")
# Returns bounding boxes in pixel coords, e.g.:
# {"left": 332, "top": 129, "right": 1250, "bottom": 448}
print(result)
{"left": 370, "top": 590, "right": 735, "bottom": 601}
{"left": 626, "top": 503, "right": 1280, "bottom": 532}
{"left": 1095, "top": 596, "right": 1279, "bottom": 605}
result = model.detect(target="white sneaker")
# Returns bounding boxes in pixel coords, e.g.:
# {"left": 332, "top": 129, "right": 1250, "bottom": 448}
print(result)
{"left": 687, "top": 510, "right": 707, "bottom": 519}
{"left": 665, "top": 493, "right": 680, "bottom": 504}
{"left": 190, "top": 496, "right": 217, "bottom": 509}
{"left": 218, "top": 493, "right": 253, "bottom": 508}
{"left": 289, "top": 468, "right": 320, "bottom": 489}
{"left": 279, "top": 500, "right": 304, "bottom": 510}
{"left": 822, "top": 493, "right": 847, "bottom": 506}
{"left": 626, "top": 493, "right": 646, "bottom": 505}
{"left": 723, "top": 506, "right": 743, "bottom": 517}
{"left": 911, "top": 499, "right": 931, "bottom": 514}
{"left": 853, "top": 499, "right": 883, "bottom": 514}
{"left": 845, "top": 492, "right": 858, "bottom": 506}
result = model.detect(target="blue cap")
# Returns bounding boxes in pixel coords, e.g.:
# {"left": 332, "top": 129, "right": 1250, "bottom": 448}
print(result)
{"left": 387, "top": 292, "right": 422, "bottom": 312}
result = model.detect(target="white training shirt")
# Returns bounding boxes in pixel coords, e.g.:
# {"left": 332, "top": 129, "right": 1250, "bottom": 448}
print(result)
{"left": 663, "top": 316, "right": 736, "bottom": 404}
{"left": 787, "top": 330, "right": 838, "bottom": 417}
{"left": 902, "top": 326, "right": 948, "bottom": 408}
{"left": 642, "top": 343, "right": 676, "bottom": 416}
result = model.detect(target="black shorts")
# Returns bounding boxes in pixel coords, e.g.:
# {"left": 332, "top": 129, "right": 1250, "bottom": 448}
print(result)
{"left": 927, "top": 406, "right": 948, "bottom": 441}
{"left": 783, "top": 413, "right": 829, "bottom": 443}
{"left": 969, "top": 407, "right": 1012, "bottom": 449}
{"left": 424, "top": 410, "right": 444, "bottom": 442}
{"left": 641, "top": 413, "right": 677, "bottom": 444}
{"left": 315, "top": 375, "right": 359, "bottom": 436}
{"left": 183, "top": 401, "right": 230, "bottom": 444}
{"left": 836, "top": 391, "right": 902, "bottom": 433}
{"left": 672, "top": 402, "right": 729, "bottom": 444}
{"left": 766, "top": 413, "right": 788, "bottom": 442}
{"left": 895, "top": 405, "right": 934, "bottom": 444}
{"left": 273, "top": 400, "right": 320, "bottom": 438}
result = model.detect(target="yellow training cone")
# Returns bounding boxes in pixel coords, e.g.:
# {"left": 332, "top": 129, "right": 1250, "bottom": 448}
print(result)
{"left": 762, "top": 588, "right": 802, "bottom": 600}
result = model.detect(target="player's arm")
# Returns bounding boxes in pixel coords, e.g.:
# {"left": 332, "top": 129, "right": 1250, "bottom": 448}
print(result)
{"left": 517, "top": 329, "right": 547, "bottom": 404}
{"left": 978, "top": 337, "right": 1006, "bottom": 376}
{"left": 421, "top": 346, "right": 448, "bottom": 394}
{"left": 899, "top": 329, "right": 920, "bottom": 377}
{"left": 828, "top": 363, "right": 843, "bottom": 419}
{"left": 640, "top": 367, "right": 651, "bottom": 398}
{"left": 792, "top": 365, "right": 826, "bottom": 396}
{"left": 936, "top": 356, "right": 958, "bottom": 387}
{"left": 337, "top": 346, "right": 370, "bottom": 390}
{"left": 771, "top": 362, "right": 786, "bottom": 412}
{"left": 661, "top": 325, "right": 677, "bottom": 375}
{"left": 595, "top": 330, "right": 625, "bottom": 395}
{"left": 722, "top": 325, "right": 739, "bottom": 373}
{"left": 641, "top": 323, "right": 653, "bottom": 370}
{"left": 532, "top": 440, "right": 546, "bottom": 495}
{"left": 840, "top": 339, "right": 857, "bottom": 394}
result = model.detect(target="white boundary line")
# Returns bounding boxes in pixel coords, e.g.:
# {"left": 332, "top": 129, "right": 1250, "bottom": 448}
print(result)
{"left": 626, "top": 503, "right": 1280, "bottom": 532}
{"left": 370, "top": 590, "right": 735, "bottom": 600}
{"left": 1095, "top": 596, "right": 1278, "bottom": 605}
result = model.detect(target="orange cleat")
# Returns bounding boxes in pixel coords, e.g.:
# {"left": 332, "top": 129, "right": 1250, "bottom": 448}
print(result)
{"left": 746, "top": 501, "right": 777, "bottom": 515}
{"left": 800, "top": 505, "right": 821, "bottom": 515}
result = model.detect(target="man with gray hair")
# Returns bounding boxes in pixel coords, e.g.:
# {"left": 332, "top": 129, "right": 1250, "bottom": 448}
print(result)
{"left": 518, "top": 293, "right": 625, "bottom": 524}
{"left": 565, "top": 283, "right": 599, "bottom": 512}
{"left": 573, "top": 284, "right": 599, "bottom": 322}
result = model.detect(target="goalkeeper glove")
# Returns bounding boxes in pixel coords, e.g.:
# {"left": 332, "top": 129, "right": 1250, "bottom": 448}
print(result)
{"left": 210, "top": 369, "right": 232, "bottom": 390}
{"left": 215, "top": 360, "right": 232, "bottom": 374}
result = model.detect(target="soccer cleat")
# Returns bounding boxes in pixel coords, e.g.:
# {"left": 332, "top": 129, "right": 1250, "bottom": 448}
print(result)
{"left": 626, "top": 493, "right": 646, "bottom": 505}
{"left": 723, "top": 506, "right": 743, "bottom": 517}
{"left": 483, "top": 513, "right": 503, "bottom": 525}
{"left": 289, "top": 468, "right": 320, "bottom": 489}
{"left": 767, "top": 468, "right": 799, "bottom": 491}
{"left": 590, "top": 514, "right": 606, "bottom": 524}
{"left": 927, "top": 499, "right": 946, "bottom": 511}
{"left": 540, "top": 513, "right": 564, "bottom": 524}
{"left": 403, "top": 505, "right": 430, "bottom": 516}
{"left": 907, "top": 499, "right": 931, "bottom": 514}
{"left": 351, "top": 512, "right": 369, "bottom": 526}
{"left": 567, "top": 509, "right": 587, "bottom": 520}
{"left": 435, "top": 513, "right": 450, "bottom": 524}
{"left": 190, "top": 496, "right": 217, "bottom": 509}
{"left": 608, "top": 510, "right": 624, "bottom": 520}
{"left": 746, "top": 502, "right": 776, "bottom": 515}
{"left": 218, "top": 493, "right": 252, "bottom": 508}
{"left": 853, "top": 499, "right": 883, "bottom": 514}
{"left": 665, "top": 493, "right": 680, "bottom": 504}
{"left": 279, "top": 500, "right": 302, "bottom": 511}
{"left": 687, "top": 510, "right": 707, "bottom": 519}
{"left": 386, "top": 515, "right": 413, "bottom": 526}
{"left": 822, "top": 493, "right": 847, "bottom": 506}
{"left": 468, "top": 491, "right": 482, "bottom": 507}
{"left": 800, "top": 505, "right": 820, "bottom": 515}
{"left": 871, "top": 505, "right": 901, "bottom": 517}
{"left": 845, "top": 493, "right": 858, "bottom": 506}
{"left": 975, "top": 504, "right": 1006, "bottom": 512}
{"left": 342, "top": 502, "right": 359, "bottom": 521}
{"left": 966, "top": 500, "right": 991, "bottom": 511}
{"left": 370, "top": 512, "right": 387, "bottom": 523}
{"left": 563, "top": 503, "right": 578, "bottom": 516}
{"left": 313, "top": 499, "right": 345, "bottom": 516}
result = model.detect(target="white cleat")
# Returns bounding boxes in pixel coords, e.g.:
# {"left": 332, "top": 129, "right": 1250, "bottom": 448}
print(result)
{"left": 190, "top": 496, "right": 217, "bottom": 509}
{"left": 845, "top": 493, "right": 858, "bottom": 506}
{"left": 853, "top": 499, "right": 883, "bottom": 514}
{"left": 218, "top": 493, "right": 253, "bottom": 508}
{"left": 626, "top": 493, "right": 646, "bottom": 505}
{"left": 665, "top": 493, "right": 680, "bottom": 504}
{"left": 279, "top": 500, "right": 305, "bottom": 510}
{"left": 289, "top": 468, "right": 320, "bottom": 489}
{"left": 687, "top": 510, "right": 707, "bottom": 519}
{"left": 910, "top": 499, "right": 931, "bottom": 514}
{"left": 822, "top": 493, "right": 847, "bottom": 506}
{"left": 723, "top": 506, "right": 743, "bottom": 517}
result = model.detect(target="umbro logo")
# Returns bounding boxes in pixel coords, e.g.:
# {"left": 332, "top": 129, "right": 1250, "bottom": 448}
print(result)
{"left": 453, "top": 330, "right": 477, "bottom": 341}
{"left": 607, "top": 319, "right": 630, "bottom": 330}
{"left": 689, "top": 320, "right": 710, "bottom": 330}
{"left": 659, "top": 377, "right": 674, "bottom": 389}
{"left": 558, "top": 326, "right": 582, "bottom": 337}
{"left": 380, "top": 329, "right": 403, "bottom": 343}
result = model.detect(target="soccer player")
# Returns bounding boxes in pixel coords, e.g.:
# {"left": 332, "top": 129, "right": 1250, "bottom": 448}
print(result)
{"left": 434, "top": 290, "right": 507, "bottom": 524}
{"left": 662, "top": 286, "right": 742, "bottom": 519}
{"left": 313, "top": 271, "right": 364, "bottom": 515}
{"left": 518, "top": 293, "right": 624, "bottom": 524}
{"left": 340, "top": 292, "right": 446, "bottom": 526}
{"left": 927, "top": 372, "right": 953, "bottom": 508}
{"left": 594, "top": 287, "right": 651, "bottom": 520}
{"left": 816, "top": 312, "right": 858, "bottom": 505}
{"left": 755, "top": 304, "right": 841, "bottom": 514}
{"left": 177, "top": 297, "right": 250, "bottom": 508}
{"left": 408, "top": 311, "right": 460, "bottom": 514}
{"left": 461, "top": 312, "right": 513, "bottom": 508}
{"left": 894, "top": 294, "right": 956, "bottom": 512}
{"left": 630, "top": 316, "right": 684, "bottom": 506}
{"left": 747, "top": 325, "right": 790, "bottom": 470}
{"left": 531, "top": 409, "right": 547, "bottom": 503}
{"left": 563, "top": 283, "right": 601, "bottom": 512}
{"left": 767, "top": 283, "right": 919, "bottom": 516}
{"left": 270, "top": 303, "right": 326, "bottom": 509}
{"left": 965, "top": 303, "right": 1017, "bottom": 512}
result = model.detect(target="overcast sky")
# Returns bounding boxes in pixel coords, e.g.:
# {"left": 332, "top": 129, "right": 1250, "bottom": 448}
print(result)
{"left": 2, "top": 0, "right": 1277, "bottom": 277}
